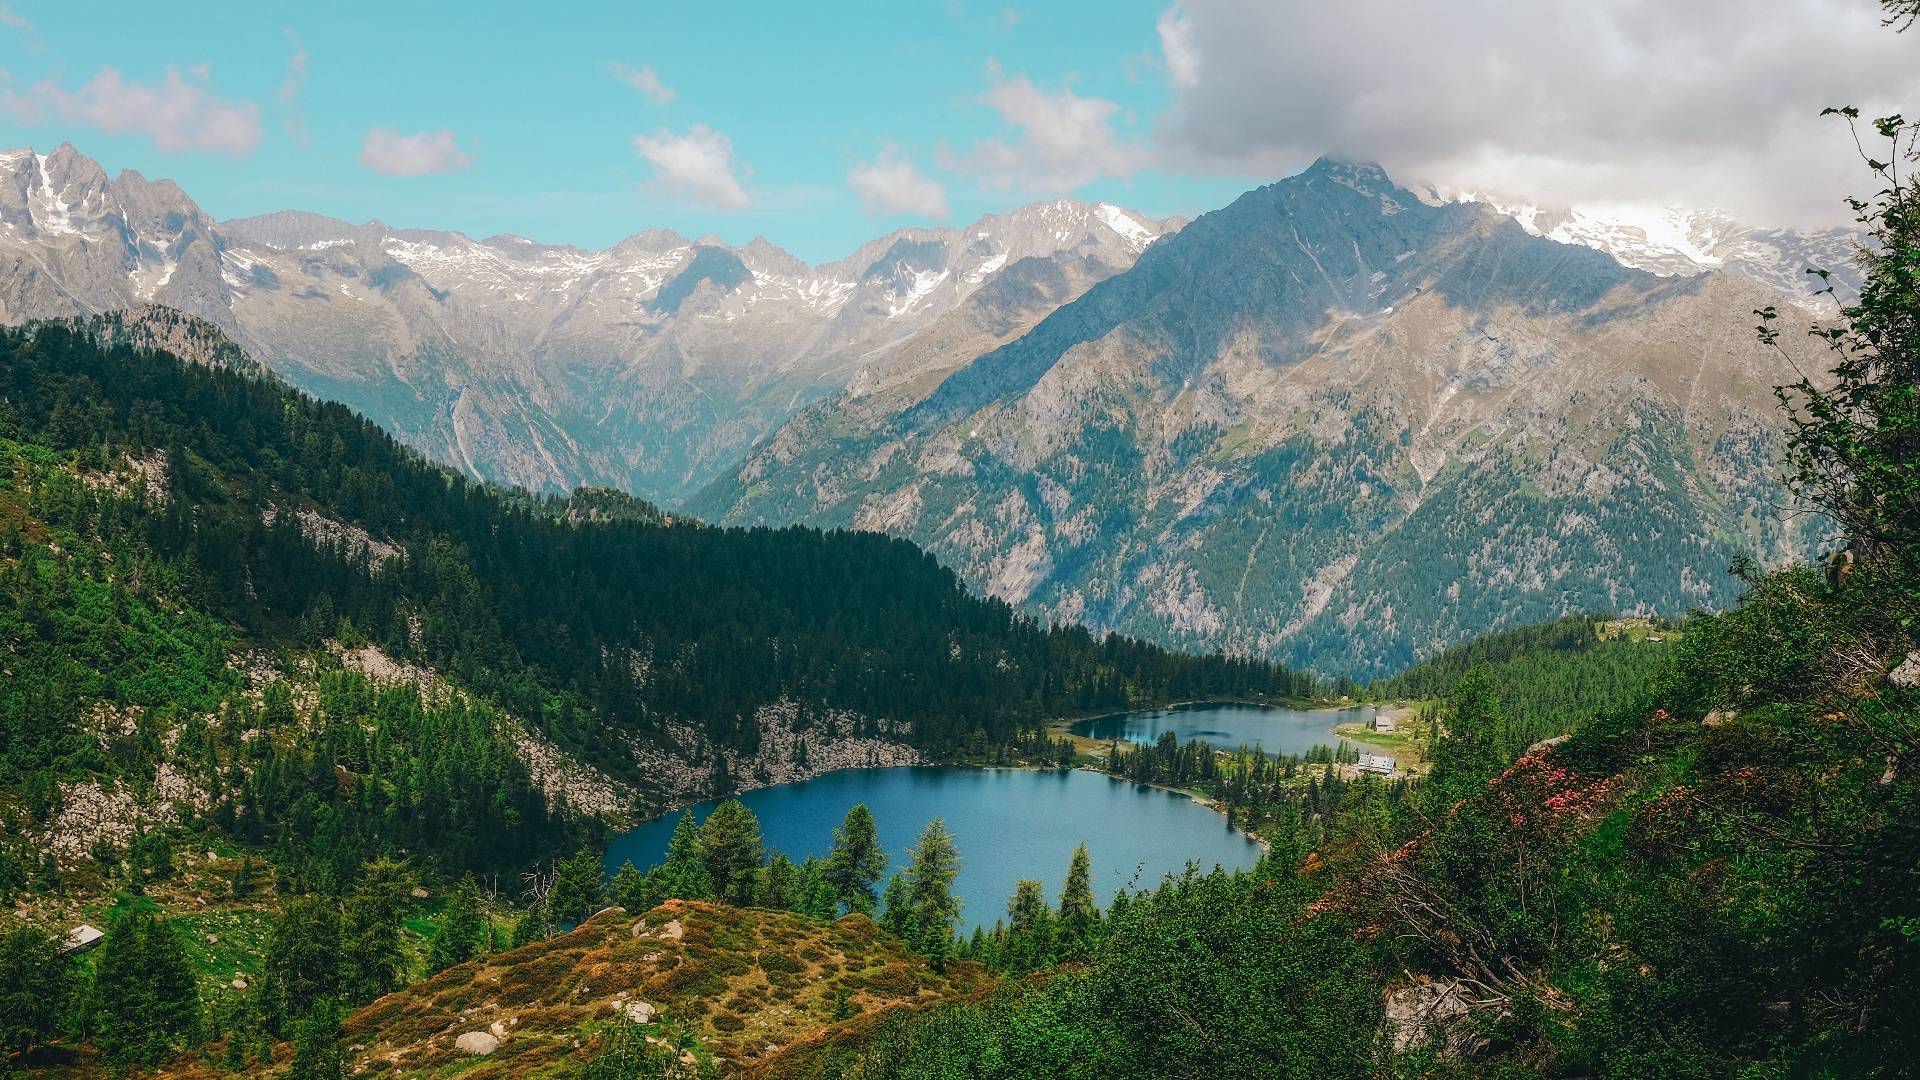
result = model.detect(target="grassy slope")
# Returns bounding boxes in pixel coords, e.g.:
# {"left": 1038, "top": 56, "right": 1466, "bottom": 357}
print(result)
{"left": 336, "top": 902, "right": 985, "bottom": 1078}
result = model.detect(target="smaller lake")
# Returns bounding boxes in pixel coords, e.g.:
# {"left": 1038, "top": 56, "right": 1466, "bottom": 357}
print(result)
{"left": 1071, "top": 702, "right": 1376, "bottom": 758}
{"left": 604, "top": 766, "right": 1262, "bottom": 932}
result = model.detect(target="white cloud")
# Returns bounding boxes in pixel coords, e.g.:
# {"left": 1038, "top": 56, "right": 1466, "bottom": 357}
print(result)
{"left": 1155, "top": 8, "right": 1198, "bottom": 89}
{"left": 0, "top": 66, "right": 261, "bottom": 155}
{"left": 358, "top": 129, "right": 472, "bottom": 176}
{"left": 1151, "top": 0, "right": 1920, "bottom": 227}
{"left": 848, "top": 148, "right": 950, "bottom": 219}
{"left": 279, "top": 30, "right": 310, "bottom": 144}
{"left": 0, "top": 5, "right": 28, "bottom": 30}
{"left": 943, "top": 65, "right": 1149, "bottom": 192}
{"left": 632, "top": 124, "right": 751, "bottom": 209}
{"left": 609, "top": 62, "right": 675, "bottom": 106}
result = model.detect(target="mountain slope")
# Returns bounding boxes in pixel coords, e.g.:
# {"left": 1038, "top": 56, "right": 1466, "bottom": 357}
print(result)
{"left": 693, "top": 160, "right": 1833, "bottom": 677}
{"left": 0, "top": 143, "right": 1176, "bottom": 502}
{"left": 0, "top": 322, "right": 1313, "bottom": 823}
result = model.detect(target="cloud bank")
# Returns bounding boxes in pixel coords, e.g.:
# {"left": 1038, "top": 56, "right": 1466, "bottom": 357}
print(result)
{"left": 1151, "top": 0, "right": 1920, "bottom": 225}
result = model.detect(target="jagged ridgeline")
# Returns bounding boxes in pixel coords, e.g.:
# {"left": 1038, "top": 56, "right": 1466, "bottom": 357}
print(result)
{"left": 0, "top": 324, "right": 1312, "bottom": 805}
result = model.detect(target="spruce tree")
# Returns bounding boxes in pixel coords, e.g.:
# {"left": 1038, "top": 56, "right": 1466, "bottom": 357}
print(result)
{"left": 427, "top": 874, "right": 487, "bottom": 974}
{"left": 510, "top": 901, "right": 547, "bottom": 948}
{"left": 93, "top": 912, "right": 199, "bottom": 1067}
{"left": 289, "top": 998, "right": 345, "bottom": 1080}
{"left": 342, "top": 858, "right": 415, "bottom": 1004}
{"left": 760, "top": 852, "right": 797, "bottom": 910}
{"left": 824, "top": 803, "right": 887, "bottom": 915}
{"left": 794, "top": 857, "right": 842, "bottom": 920}
{"left": 0, "top": 926, "right": 71, "bottom": 1058}
{"left": 1426, "top": 666, "right": 1508, "bottom": 808}
{"left": 1006, "top": 878, "right": 1054, "bottom": 970}
{"left": 262, "top": 895, "right": 344, "bottom": 1034}
{"left": 547, "top": 847, "right": 607, "bottom": 928}
{"left": 700, "top": 800, "right": 764, "bottom": 905}
{"left": 904, "top": 819, "right": 963, "bottom": 961}
{"left": 878, "top": 872, "right": 913, "bottom": 938}
{"left": 657, "top": 813, "right": 714, "bottom": 901}
{"left": 1057, "top": 844, "right": 1098, "bottom": 944}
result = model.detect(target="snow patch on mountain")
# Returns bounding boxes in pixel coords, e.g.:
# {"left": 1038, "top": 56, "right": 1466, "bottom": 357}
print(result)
{"left": 1452, "top": 190, "right": 1860, "bottom": 304}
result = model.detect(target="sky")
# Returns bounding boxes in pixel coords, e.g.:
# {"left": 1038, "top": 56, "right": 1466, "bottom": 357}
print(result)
{"left": 0, "top": 0, "right": 1913, "bottom": 264}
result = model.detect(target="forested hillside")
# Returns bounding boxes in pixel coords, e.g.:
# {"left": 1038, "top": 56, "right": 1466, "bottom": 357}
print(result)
{"left": 1367, "top": 614, "right": 1678, "bottom": 754}
{"left": 0, "top": 322, "right": 1312, "bottom": 794}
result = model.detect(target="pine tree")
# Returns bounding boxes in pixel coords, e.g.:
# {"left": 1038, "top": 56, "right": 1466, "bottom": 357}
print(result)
{"left": 289, "top": 998, "right": 345, "bottom": 1080}
{"left": 510, "top": 901, "right": 547, "bottom": 948}
{"left": 342, "top": 857, "right": 414, "bottom": 1003}
{"left": 0, "top": 926, "right": 71, "bottom": 1058}
{"left": 1005, "top": 878, "right": 1054, "bottom": 970}
{"left": 760, "top": 852, "right": 797, "bottom": 910}
{"left": 93, "top": 911, "right": 199, "bottom": 1066}
{"left": 262, "top": 895, "right": 344, "bottom": 1033}
{"left": 1427, "top": 666, "right": 1508, "bottom": 807}
{"left": 700, "top": 800, "right": 764, "bottom": 905}
{"left": 878, "top": 872, "right": 913, "bottom": 938}
{"left": 656, "top": 813, "right": 714, "bottom": 901}
{"left": 824, "top": 803, "right": 887, "bottom": 916}
{"left": 1057, "top": 844, "right": 1098, "bottom": 945}
{"left": 547, "top": 846, "right": 606, "bottom": 928}
{"left": 904, "top": 819, "right": 963, "bottom": 962}
{"left": 427, "top": 874, "right": 487, "bottom": 974}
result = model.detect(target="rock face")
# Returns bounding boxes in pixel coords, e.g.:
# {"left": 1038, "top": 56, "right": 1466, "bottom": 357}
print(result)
{"left": 695, "top": 159, "right": 1836, "bottom": 676}
{"left": 0, "top": 143, "right": 1175, "bottom": 504}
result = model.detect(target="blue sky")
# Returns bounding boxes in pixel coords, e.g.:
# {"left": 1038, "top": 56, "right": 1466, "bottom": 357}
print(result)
{"left": 3, "top": 2, "right": 1909, "bottom": 259}
{"left": 0, "top": 0, "right": 1274, "bottom": 263}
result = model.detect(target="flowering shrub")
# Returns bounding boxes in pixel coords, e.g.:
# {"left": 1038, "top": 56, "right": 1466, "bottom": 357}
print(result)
{"left": 1487, "top": 754, "right": 1619, "bottom": 837}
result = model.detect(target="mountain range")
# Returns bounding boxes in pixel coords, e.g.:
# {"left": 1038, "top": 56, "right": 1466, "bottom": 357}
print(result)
{"left": 0, "top": 142, "right": 1176, "bottom": 502}
{"left": 691, "top": 160, "right": 1836, "bottom": 675}
{"left": 0, "top": 144, "right": 1845, "bottom": 675}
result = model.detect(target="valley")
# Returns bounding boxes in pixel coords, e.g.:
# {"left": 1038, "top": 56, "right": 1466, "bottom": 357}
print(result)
{"left": 2, "top": 2, "right": 1916, "bottom": 1072}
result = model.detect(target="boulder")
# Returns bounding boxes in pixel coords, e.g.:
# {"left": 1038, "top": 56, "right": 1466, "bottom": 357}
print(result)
{"left": 1382, "top": 978, "right": 1479, "bottom": 1057}
{"left": 1523, "top": 733, "right": 1571, "bottom": 757}
{"left": 622, "top": 1000, "right": 658, "bottom": 1024}
{"left": 454, "top": 1031, "right": 500, "bottom": 1055}
{"left": 1890, "top": 651, "right": 1920, "bottom": 689}
{"left": 659, "top": 918, "right": 684, "bottom": 941}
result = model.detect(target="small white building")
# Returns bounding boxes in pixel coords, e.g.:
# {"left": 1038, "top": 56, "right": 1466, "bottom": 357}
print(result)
{"left": 1357, "top": 753, "right": 1397, "bottom": 775}
{"left": 62, "top": 924, "right": 104, "bottom": 953}
{"left": 1372, "top": 714, "right": 1397, "bottom": 733}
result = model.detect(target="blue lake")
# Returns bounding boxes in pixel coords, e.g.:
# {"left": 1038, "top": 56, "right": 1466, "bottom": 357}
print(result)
{"left": 1070, "top": 702, "right": 1375, "bottom": 757}
{"left": 603, "top": 766, "right": 1262, "bottom": 932}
